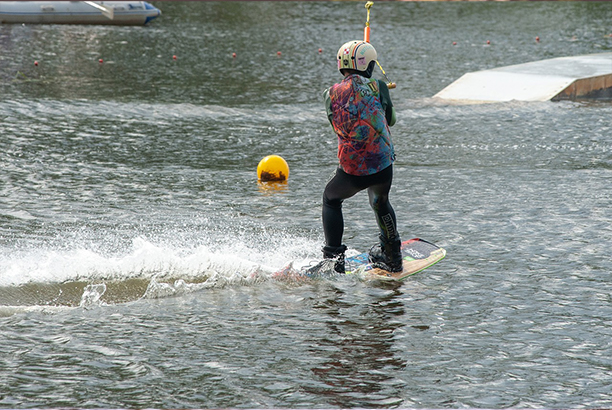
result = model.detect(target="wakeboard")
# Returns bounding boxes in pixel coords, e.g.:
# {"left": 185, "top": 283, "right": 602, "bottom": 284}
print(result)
{"left": 346, "top": 238, "right": 446, "bottom": 281}
{"left": 272, "top": 238, "right": 445, "bottom": 282}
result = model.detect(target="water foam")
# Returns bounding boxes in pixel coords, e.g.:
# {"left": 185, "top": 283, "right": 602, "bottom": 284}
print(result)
{"left": 0, "top": 231, "right": 321, "bottom": 307}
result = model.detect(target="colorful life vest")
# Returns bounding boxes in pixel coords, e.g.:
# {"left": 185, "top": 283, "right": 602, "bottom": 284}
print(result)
{"left": 329, "top": 74, "right": 394, "bottom": 176}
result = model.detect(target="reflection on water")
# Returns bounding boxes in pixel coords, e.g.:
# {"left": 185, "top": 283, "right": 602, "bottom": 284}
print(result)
{"left": 307, "top": 285, "right": 407, "bottom": 408}
{"left": 257, "top": 180, "right": 289, "bottom": 195}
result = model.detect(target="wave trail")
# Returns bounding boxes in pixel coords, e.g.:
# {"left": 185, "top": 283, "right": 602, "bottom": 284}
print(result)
{"left": 0, "top": 236, "right": 308, "bottom": 309}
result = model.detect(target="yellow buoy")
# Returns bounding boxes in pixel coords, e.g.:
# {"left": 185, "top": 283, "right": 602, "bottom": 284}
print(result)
{"left": 257, "top": 155, "right": 289, "bottom": 182}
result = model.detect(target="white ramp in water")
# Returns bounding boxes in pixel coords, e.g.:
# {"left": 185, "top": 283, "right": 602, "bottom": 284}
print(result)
{"left": 435, "top": 52, "right": 612, "bottom": 103}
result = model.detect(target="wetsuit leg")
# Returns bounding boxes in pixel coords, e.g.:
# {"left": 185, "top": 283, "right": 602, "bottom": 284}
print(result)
{"left": 366, "top": 165, "right": 399, "bottom": 242}
{"left": 322, "top": 168, "right": 362, "bottom": 247}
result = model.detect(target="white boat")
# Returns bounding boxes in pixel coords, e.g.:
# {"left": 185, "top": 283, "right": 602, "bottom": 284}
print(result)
{"left": 0, "top": 1, "right": 161, "bottom": 25}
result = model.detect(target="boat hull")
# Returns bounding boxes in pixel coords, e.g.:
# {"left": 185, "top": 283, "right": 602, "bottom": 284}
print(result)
{"left": 0, "top": 1, "right": 161, "bottom": 26}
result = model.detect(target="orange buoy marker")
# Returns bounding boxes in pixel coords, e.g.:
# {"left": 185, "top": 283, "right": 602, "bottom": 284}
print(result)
{"left": 257, "top": 155, "right": 289, "bottom": 182}
{"left": 364, "top": 25, "right": 371, "bottom": 43}
{"left": 364, "top": 1, "right": 373, "bottom": 43}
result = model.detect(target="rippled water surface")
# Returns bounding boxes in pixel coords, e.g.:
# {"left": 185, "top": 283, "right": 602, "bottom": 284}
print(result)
{"left": 1, "top": 1, "right": 612, "bottom": 408}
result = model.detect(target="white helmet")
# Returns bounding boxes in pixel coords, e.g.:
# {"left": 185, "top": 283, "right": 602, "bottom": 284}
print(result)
{"left": 337, "top": 40, "right": 377, "bottom": 72}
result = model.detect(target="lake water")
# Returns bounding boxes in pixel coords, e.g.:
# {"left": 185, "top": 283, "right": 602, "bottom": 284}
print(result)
{"left": 1, "top": 1, "right": 612, "bottom": 408}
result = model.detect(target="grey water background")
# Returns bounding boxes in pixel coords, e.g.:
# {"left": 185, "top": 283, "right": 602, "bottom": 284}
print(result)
{"left": 1, "top": 1, "right": 612, "bottom": 408}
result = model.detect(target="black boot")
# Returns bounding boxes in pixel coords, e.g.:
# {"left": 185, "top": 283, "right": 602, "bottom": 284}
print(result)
{"left": 322, "top": 244, "right": 347, "bottom": 274}
{"left": 368, "top": 237, "right": 403, "bottom": 272}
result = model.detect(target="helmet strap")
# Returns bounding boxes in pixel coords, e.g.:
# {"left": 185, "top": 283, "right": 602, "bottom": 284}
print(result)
{"left": 363, "top": 60, "right": 376, "bottom": 78}
{"left": 341, "top": 60, "right": 376, "bottom": 78}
